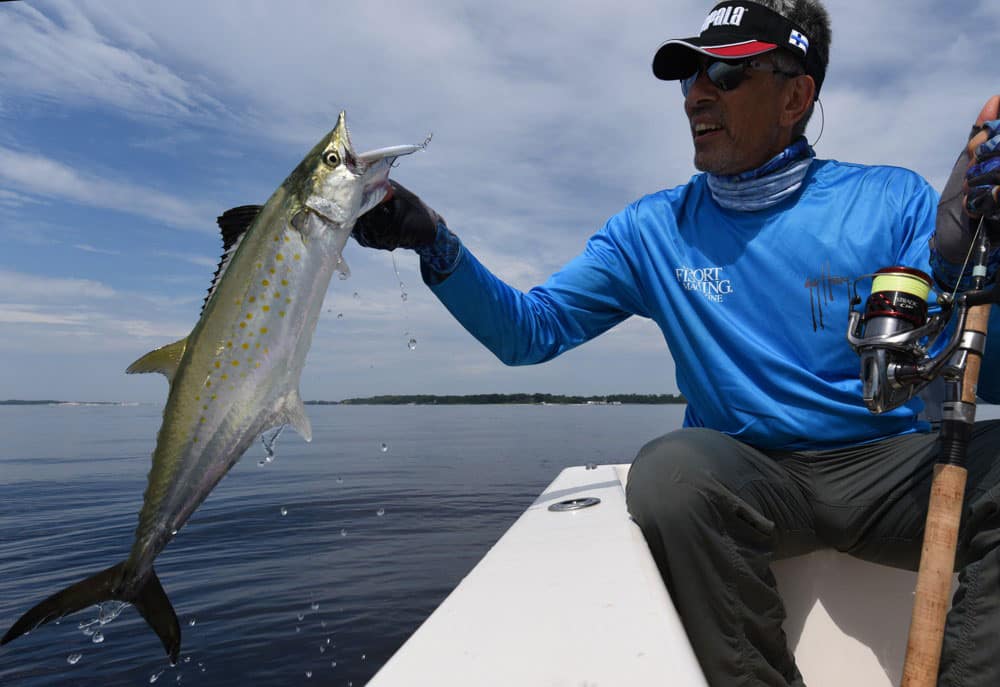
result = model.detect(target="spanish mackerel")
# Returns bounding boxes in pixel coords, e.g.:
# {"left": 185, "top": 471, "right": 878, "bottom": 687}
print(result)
{"left": 1, "top": 112, "right": 428, "bottom": 663}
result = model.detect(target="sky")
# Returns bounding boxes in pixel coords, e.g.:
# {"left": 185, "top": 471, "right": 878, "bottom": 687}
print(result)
{"left": 1, "top": 0, "right": 998, "bottom": 403}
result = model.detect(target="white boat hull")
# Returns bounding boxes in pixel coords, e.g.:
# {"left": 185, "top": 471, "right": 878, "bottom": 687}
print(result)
{"left": 369, "top": 465, "right": 956, "bottom": 686}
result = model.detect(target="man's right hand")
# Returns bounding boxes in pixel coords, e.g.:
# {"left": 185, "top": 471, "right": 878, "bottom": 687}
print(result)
{"left": 352, "top": 180, "right": 442, "bottom": 251}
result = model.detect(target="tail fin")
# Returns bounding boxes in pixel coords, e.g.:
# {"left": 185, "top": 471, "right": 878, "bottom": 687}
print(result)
{"left": 1, "top": 562, "right": 181, "bottom": 664}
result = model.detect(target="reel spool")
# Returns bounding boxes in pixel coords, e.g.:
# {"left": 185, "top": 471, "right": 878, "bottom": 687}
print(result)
{"left": 847, "top": 267, "right": 951, "bottom": 413}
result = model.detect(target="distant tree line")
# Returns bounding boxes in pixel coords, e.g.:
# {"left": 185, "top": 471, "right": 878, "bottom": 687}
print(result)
{"left": 307, "top": 393, "right": 686, "bottom": 406}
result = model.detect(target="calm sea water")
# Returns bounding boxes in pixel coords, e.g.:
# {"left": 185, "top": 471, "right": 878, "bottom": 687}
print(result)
{"left": 0, "top": 403, "right": 685, "bottom": 686}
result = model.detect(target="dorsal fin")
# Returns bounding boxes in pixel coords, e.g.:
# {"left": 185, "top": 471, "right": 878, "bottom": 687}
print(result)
{"left": 217, "top": 205, "right": 261, "bottom": 250}
{"left": 203, "top": 205, "right": 263, "bottom": 312}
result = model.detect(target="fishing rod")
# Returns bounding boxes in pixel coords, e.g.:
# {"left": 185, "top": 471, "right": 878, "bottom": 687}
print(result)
{"left": 847, "top": 220, "right": 995, "bottom": 687}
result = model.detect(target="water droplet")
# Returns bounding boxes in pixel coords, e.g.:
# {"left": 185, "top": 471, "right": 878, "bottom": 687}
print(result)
{"left": 188, "top": 618, "right": 196, "bottom": 627}
{"left": 340, "top": 528, "right": 347, "bottom": 537}
{"left": 260, "top": 425, "right": 285, "bottom": 464}
{"left": 319, "top": 645, "right": 326, "bottom": 654}
{"left": 325, "top": 637, "right": 331, "bottom": 644}
{"left": 280, "top": 507, "right": 288, "bottom": 516}
{"left": 150, "top": 670, "right": 165, "bottom": 683}
{"left": 321, "top": 621, "right": 327, "bottom": 628}
{"left": 305, "top": 671, "right": 312, "bottom": 678}
{"left": 67, "top": 653, "right": 82, "bottom": 665}
{"left": 337, "top": 271, "right": 349, "bottom": 281}
{"left": 379, "top": 442, "right": 389, "bottom": 453}
{"left": 184, "top": 656, "right": 192, "bottom": 663}
{"left": 296, "top": 626, "right": 301, "bottom": 633}
{"left": 336, "top": 313, "right": 343, "bottom": 320}
{"left": 171, "top": 529, "right": 178, "bottom": 536}
{"left": 400, "top": 292, "right": 408, "bottom": 302}
{"left": 361, "top": 653, "right": 367, "bottom": 661}
{"left": 331, "top": 661, "right": 338, "bottom": 668}
{"left": 336, "top": 477, "right": 343, "bottom": 484}
{"left": 407, "top": 338, "right": 417, "bottom": 351}
{"left": 376, "top": 507, "right": 385, "bottom": 517}
{"left": 92, "top": 631, "right": 104, "bottom": 644}
{"left": 311, "top": 602, "right": 320, "bottom": 611}
{"left": 586, "top": 463, "right": 597, "bottom": 470}
{"left": 297, "top": 613, "right": 305, "bottom": 621}
{"left": 352, "top": 292, "right": 360, "bottom": 301}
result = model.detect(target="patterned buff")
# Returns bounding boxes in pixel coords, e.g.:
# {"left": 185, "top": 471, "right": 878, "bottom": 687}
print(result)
{"left": 706, "top": 137, "right": 815, "bottom": 211}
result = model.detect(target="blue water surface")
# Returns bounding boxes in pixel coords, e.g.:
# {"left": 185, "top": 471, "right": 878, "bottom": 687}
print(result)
{"left": 0, "top": 403, "right": 683, "bottom": 686}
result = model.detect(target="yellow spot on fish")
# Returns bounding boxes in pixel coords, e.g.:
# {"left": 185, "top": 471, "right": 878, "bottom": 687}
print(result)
{"left": 214, "top": 361, "right": 221, "bottom": 369}
{"left": 206, "top": 381, "right": 212, "bottom": 388}
{"left": 240, "top": 322, "right": 247, "bottom": 329}
{"left": 232, "top": 360, "right": 240, "bottom": 367}
{"left": 256, "top": 362, "right": 261, "bottom": 368}
{"left": 274, "top": 291, "right": 281, "bottom": 298}
{"left": 273, "top": 237, "right": 280, "bottom": 243}
{"left": 195, "top": 395, "right": 201, "bottom": 401}
{"left": 202, "top": 405, "right": 208, "bottom": 410}
{"left": 284, "top": 236, "right": 291, "bottom": 243}
{"left": 293, "top": 254, "right": 301, "bottom": 261}
{"left": 264, "top": 347, "right": 270, "bottom": 354}
{"left": 246, "top": 313, "right": 253, "bottom": 320}
{"left": 281, "top": 279, "right": 288, "bottom": 286}
{"left": 276, "top": 254, "right": 284, "bottom": 262}
{"left": 279, "top": 311, "right": 286, "bottom": 317}
{"left": 255, "top": 342, "right": 260, "bottom": 349}
{"left": 269, "top": 268, "right": 276, "bottom": 275}
{"left": 262, "top": 305, "right": 270, "bottom": 312}
{"left": 211, "top": 394, "right": 217, "bottom": 400}
{"left": 260, "top": 327, "right": 268, "bottom": 334}
{"left": 235, "top": 298, "right": 242, "bottom": 305}
{"left": 227, "top": 341, "right": 233, "bottom": 348}
{"left": 249, "top": 296, "right": 256, "bottom": 303}
{"left": 256, "top": 262, "right": 263, "bottom": 269}
{"left": 285, "top": 298, "right": 292, "bottom": 304}
{"left": 199, "top": 417, "right": 206, "bottom": 424}
{"left": 242, "top": 343, "right": 249, "bottom": 350}
{"left": 221, "top": 373, "right": 228, "bottom": 380}
{"left": 193, "top": 437, "right": 199, "bottom": 443}
{"left": 262, "top": 279, "right": 270, "bottom": 286}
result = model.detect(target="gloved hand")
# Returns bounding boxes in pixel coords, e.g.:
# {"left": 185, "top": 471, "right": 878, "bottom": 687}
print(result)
{"left": 352, "top": 180, "right": 443, "bottom": 251}
{"left": 965, "top": 114, "right": 1000, "bottom": 223}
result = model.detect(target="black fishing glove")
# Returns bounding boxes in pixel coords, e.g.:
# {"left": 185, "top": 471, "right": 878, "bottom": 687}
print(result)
{"left": 352, "top": 180, "right": 442, "bottom": 251}
{"left": 965, "top": 118, "right": 1000, "bottom": 226}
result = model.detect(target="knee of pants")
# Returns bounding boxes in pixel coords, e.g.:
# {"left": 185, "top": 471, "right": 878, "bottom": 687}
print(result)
{"left": 626, "top": 428, "right": 731, "bottom": 529}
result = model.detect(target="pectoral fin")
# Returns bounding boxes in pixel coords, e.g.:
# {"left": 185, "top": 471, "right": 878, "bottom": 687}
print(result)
{"left": 280, "top": 389, "right": 312, "bottom": 442}
{"left": 126, "top": 338, "right": 188, "bottom": 382}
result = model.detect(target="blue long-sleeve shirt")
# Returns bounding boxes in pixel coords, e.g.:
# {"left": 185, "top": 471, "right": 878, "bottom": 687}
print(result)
{"left": 425, "top": 159, "right": 1000, "bottom": 451}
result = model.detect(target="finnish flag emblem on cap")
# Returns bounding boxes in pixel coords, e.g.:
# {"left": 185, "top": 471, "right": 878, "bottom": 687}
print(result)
{"left": 788, "top": 29, "right": 809, "bottom": 54}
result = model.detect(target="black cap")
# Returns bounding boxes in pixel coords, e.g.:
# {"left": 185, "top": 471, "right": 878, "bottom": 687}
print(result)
{"left": 653, "top": 1, "right": 825, "bottom": 97}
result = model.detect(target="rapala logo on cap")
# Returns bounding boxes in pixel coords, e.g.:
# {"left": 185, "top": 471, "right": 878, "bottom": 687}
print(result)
{"left": 701, "top": 5, "right": 748, "bottom": 32}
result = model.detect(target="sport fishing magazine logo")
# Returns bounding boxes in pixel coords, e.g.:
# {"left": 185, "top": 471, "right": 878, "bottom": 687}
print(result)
{"left": 676, "top": 266, "right": 733, "bottom": 302}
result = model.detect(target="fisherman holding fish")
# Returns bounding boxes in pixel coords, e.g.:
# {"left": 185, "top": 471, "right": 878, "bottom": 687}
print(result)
{"left": 352, "top": 1, "right": 1000, "bottom": 685}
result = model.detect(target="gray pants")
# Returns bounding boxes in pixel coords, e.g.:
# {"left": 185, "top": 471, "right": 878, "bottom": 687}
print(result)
{"left": 625, "top": 423, "right": 1000, "bottom": 687}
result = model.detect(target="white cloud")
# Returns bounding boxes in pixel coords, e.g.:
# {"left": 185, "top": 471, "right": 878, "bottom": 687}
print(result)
{"left": 0, "top": 1, "right": 225, "bottom": 120}
{"left": 0, "top": 270, "right": 116, "bottom": 300}
{"left": 0, "top": 145, "right": 213, "bottom": 231}
{"left": 74, "top": 243, "right": 121, "bottom": 255}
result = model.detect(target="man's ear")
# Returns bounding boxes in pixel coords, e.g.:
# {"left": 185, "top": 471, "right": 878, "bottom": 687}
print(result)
{"left": 780, "top": 75, "right": 816, "bottom": 130}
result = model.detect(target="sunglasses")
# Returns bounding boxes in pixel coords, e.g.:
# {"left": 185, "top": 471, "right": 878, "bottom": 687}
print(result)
{"left": 680, "top": 58, "right": 802, "bottom": 97}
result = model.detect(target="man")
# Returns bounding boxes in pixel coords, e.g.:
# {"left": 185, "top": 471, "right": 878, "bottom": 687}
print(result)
{"left": 352, "top": 1, "right": 1000, "bottom": 684}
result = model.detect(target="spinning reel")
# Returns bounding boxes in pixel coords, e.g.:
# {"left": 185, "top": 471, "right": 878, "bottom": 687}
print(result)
{"left": 847, "top": 230, "right": 998, "bottom": 415}
{"left": 847, "top": 267, "right": 953, "bottom": 413}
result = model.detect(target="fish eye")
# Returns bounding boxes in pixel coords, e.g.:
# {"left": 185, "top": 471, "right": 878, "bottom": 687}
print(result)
{"left": 324, "top": 151, "right": 341, "bottom": 167}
